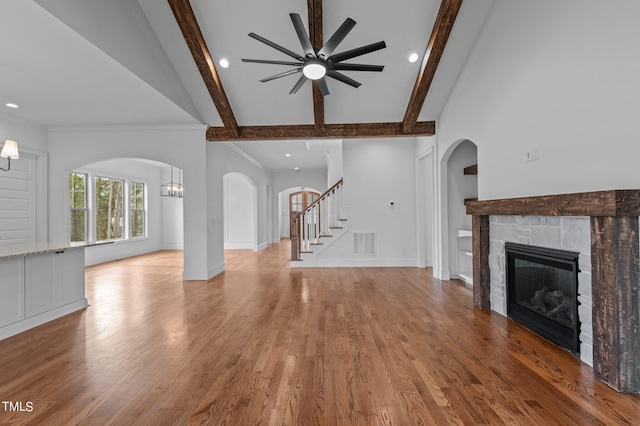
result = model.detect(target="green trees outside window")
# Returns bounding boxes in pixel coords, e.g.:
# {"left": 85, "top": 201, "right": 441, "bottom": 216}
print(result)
{"left": 95, "top": 177, "right": 124, "bottom": 241}
{"left": 130, "top": 182, "right": 145, "bottom": 238}
{"left": 70, "top": 172, "right": 147, "bottom": 242}
{"left": 70, "top": 172, "right": 87, "bottom": 242}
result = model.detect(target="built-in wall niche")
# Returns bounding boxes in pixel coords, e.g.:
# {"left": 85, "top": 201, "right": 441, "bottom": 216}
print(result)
{"left": 446, "top": 139, "right": 478, "bottom": 283}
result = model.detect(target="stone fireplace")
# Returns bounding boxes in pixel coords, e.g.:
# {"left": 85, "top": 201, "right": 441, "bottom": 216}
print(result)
{"left": 467, "top": 190, "right": 640, "bottom": 393}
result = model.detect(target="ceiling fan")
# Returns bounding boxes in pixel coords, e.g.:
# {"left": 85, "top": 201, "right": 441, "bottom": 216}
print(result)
{"left": 242, "top": 13, "right": 386, "bottom": 96}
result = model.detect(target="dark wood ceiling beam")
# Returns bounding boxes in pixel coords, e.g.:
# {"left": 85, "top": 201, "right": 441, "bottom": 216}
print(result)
{"left": 206, "top": 121, "right": 435, "bottom": 141}
{"left": 167, "top": 0, "right": 239, "bottom": 138}
{"left": 308, "top": 0, "right": 325, "bottom": 134}
{"left": 402, "top": 0, "right": 463, "bottom": 133}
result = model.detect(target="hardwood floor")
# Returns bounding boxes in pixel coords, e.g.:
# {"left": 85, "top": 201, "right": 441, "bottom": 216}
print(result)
{"left": 1, "top": 242, "right": 639, "bottom": 425}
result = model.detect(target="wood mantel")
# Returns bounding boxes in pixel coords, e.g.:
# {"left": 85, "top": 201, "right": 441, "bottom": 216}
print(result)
{"left": 466, "top": 189, "right": 640, "bottom": 217}
{"left": 466, "top": 190, "right": 640, "bottom": 393}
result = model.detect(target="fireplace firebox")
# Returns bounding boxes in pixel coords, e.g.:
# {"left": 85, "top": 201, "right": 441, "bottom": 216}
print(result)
{"left": 505, "top": 242, "right": 580, "bottom": 355}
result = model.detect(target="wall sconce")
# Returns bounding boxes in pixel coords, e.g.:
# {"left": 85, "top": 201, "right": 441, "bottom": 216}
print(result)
{"left": 161, "top": 165, "right": 183, "bottom": 197}
{"left": 0, "top": 140, "right": 19, "bottom": 172}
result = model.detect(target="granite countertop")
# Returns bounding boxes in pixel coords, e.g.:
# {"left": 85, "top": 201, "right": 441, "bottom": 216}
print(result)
{"left": 0, "top": 241, "right": 112, "bottom": 260}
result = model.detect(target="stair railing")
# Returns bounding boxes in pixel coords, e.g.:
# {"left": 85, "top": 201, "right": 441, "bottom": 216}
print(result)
{"left": 291, "top": 178, "right": 343, "bottom": 261}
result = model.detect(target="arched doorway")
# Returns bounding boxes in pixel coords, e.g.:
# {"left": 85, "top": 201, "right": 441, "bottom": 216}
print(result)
{"left": 277, "top": 187, "right": 322, "bottom": 240}
{"left": 437, "top": 139, "right": 478, "bottom": 282}
{"left": 288, "top": 189, "right": 320, "bottom": 238}
{"left": 68, "top": 157, "right": 183, "bottom": 266}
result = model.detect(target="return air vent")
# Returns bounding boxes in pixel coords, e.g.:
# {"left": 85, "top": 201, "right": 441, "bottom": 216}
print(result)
{"left": 353, "top": 232, "right": 376, "bottom": 256}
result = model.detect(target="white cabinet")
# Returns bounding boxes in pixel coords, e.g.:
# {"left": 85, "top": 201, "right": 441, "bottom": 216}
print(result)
{"left": 456, "top": 229, "right": 473, "bottom": 285}
{"left": 25, "top": 249, "right": 84, "bottom": 317}
{"left": 0, "top": 246, "right": 87, "bottom": 340}
{"left": 0, "top": 257, "right": 25, "bottom": 327}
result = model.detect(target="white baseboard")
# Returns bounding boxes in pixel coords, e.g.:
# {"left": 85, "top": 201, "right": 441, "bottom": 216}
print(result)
{"left": 207, "top": 262, "right": 225, "bottom": 280}
{"left": 224, "top": 242, "right": 253, "bottom": 250}
{"left": 254, "top": 242, "right": 268, "bottom": 252}
{"left": 0, "top": 299, "right": 88, "bottom": 341}
{"left": 291, "top": 257, "right": 418, "bottom": 268}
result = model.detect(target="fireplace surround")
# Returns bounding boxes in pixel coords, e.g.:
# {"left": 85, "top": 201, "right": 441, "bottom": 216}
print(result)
{"left": 467, "top": 190, "right": 640, "bottom": 393}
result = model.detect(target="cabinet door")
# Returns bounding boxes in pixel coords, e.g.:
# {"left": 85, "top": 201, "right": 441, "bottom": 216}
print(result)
{"left": 0, "top": 257, "right": 25, "bottom": 327}
{"left": 25, "top": 253, "right": 56, "bottom": 317}
{"left": 56, "top": 249, "right": 85, "bottom": 306}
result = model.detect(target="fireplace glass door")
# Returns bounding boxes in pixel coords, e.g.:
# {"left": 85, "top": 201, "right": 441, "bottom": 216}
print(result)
{"left": 505, "top": 242, "right": 580, "bottom": 354}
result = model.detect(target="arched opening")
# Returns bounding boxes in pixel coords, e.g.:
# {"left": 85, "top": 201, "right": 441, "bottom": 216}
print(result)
{"left": 438, "top": 139, "right": 478, "bottom": 282}
{"left": 67, "top": 157, "right": 184, "bottom": 266}
{"left": 278, "top": 186, "right": 321, "bottom": 239}
{"left": 223, "top": 172, "right": 258, "bottom": 251}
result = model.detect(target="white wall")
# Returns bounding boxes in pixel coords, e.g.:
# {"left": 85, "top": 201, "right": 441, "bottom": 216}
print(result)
{"left": 33, "top": 0, "right": 201, "bottom": 122}
{"left": 311, "top": 137, "right": 417, "bottom": 266}
{"left": 47, "top": 125, "right": 210, "bottom": 280}
{"left": 437, "top": 0, "right": 640, "bottom": 200}
{"left": 223, "top": 172, "right": 256, "bottom": 249}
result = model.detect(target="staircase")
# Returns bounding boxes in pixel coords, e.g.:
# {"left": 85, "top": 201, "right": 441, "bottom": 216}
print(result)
{"left": 290, "top": 178, "right": 346, "bottom": 264}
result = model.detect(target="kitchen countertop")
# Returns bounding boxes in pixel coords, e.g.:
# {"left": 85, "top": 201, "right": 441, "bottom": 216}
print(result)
{"left": 0, "top": 241, "right": 112, "bottom": 260}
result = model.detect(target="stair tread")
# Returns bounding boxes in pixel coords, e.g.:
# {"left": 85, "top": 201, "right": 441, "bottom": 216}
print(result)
{"left": 338, "top": 218, "right": 348, "bottom": 221}
{"left": 329, "top": 226, "right": 344, "bottom": 229}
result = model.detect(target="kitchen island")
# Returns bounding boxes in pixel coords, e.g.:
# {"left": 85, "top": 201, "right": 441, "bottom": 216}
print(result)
{"left": 0, "top": 241, "right": 108, "bottom": 340}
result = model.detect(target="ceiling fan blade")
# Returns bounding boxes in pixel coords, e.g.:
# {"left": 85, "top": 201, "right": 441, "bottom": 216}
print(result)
{"left": 317, "top": 18, "right": 356, "bottom": 59}
{"left": 289, "top": 74, "right": 308, "bottom": 94}
{"left": 329, "top": 41, "right": 386, "bottom": 63}
{"left": 242, "top": 58, "right": 302, "bottom": 66}
{"left": 249, "top": 32, "right": 304, "bottom": 61}
{"left": 260, "top": 68, "right": 303, "bottom": 83}
{"left": 326, "top": 70, "right": 361, "bottom": 88}
{"left": 290, "top": 13, "right": 315, "bottom": 57}
{"left": 315, "top": 78, "right": 330, "bottom": 96}
{"left": 332, "top": 63, "right": 384, "bottom": 72}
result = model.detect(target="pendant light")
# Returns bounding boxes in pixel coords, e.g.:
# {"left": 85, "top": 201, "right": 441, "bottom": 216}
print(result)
{"left": 161, "top": 165, "right": 183, "bottom": 197}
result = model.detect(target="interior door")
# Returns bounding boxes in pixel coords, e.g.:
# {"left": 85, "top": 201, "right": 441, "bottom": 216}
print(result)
{"left": 289, "top": 190, "right": 320, "bottom": 238}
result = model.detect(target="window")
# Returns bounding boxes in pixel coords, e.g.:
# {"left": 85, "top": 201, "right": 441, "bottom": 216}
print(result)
{"left": 95, "top": 176, "right": 124, "bottom": 241}
{"left": 69, "top": 172, "right": 87, "bottom": 242}
{"left": 130, "top": 181, "right": 146, "bottom": 238}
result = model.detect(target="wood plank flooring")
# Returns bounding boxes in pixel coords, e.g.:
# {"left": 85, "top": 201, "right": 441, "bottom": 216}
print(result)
{"left": 1, "top": 242, "right": 639, "bottom": 425}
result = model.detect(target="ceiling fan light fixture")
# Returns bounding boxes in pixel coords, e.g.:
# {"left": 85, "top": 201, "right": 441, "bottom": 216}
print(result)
{"left": 302, "top": 60, "right": 327, "bottom": 80}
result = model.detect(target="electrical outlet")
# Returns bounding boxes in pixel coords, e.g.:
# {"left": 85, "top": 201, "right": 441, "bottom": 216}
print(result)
{"left": 525, "top": 146, "right": 540, "bottom": 162}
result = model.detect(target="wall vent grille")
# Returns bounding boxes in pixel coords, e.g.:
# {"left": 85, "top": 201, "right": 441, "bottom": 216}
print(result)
{"left": 353, "top": 232, "right": 376, "bottom": 256}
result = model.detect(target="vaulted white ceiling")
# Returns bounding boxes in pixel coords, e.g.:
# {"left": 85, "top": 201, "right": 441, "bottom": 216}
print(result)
{"left": 0, "top": 0, "right": 494, "bottom": 171}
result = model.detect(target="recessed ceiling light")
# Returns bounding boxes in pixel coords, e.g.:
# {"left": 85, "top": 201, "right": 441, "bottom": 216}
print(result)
{"left": 285, "top": 153, "right": 291, "bottom": 157}
{"left": 408, "top": 53, "right": 419, "bottom": 63}
{"left": 5, "top": 103, "right": 19, "bottom": 109}
{"left": 219, "top": 59, "right": 230, "bottom": 68}
{"left": 294, "top": 167, "right": 300, "bottom": 171}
